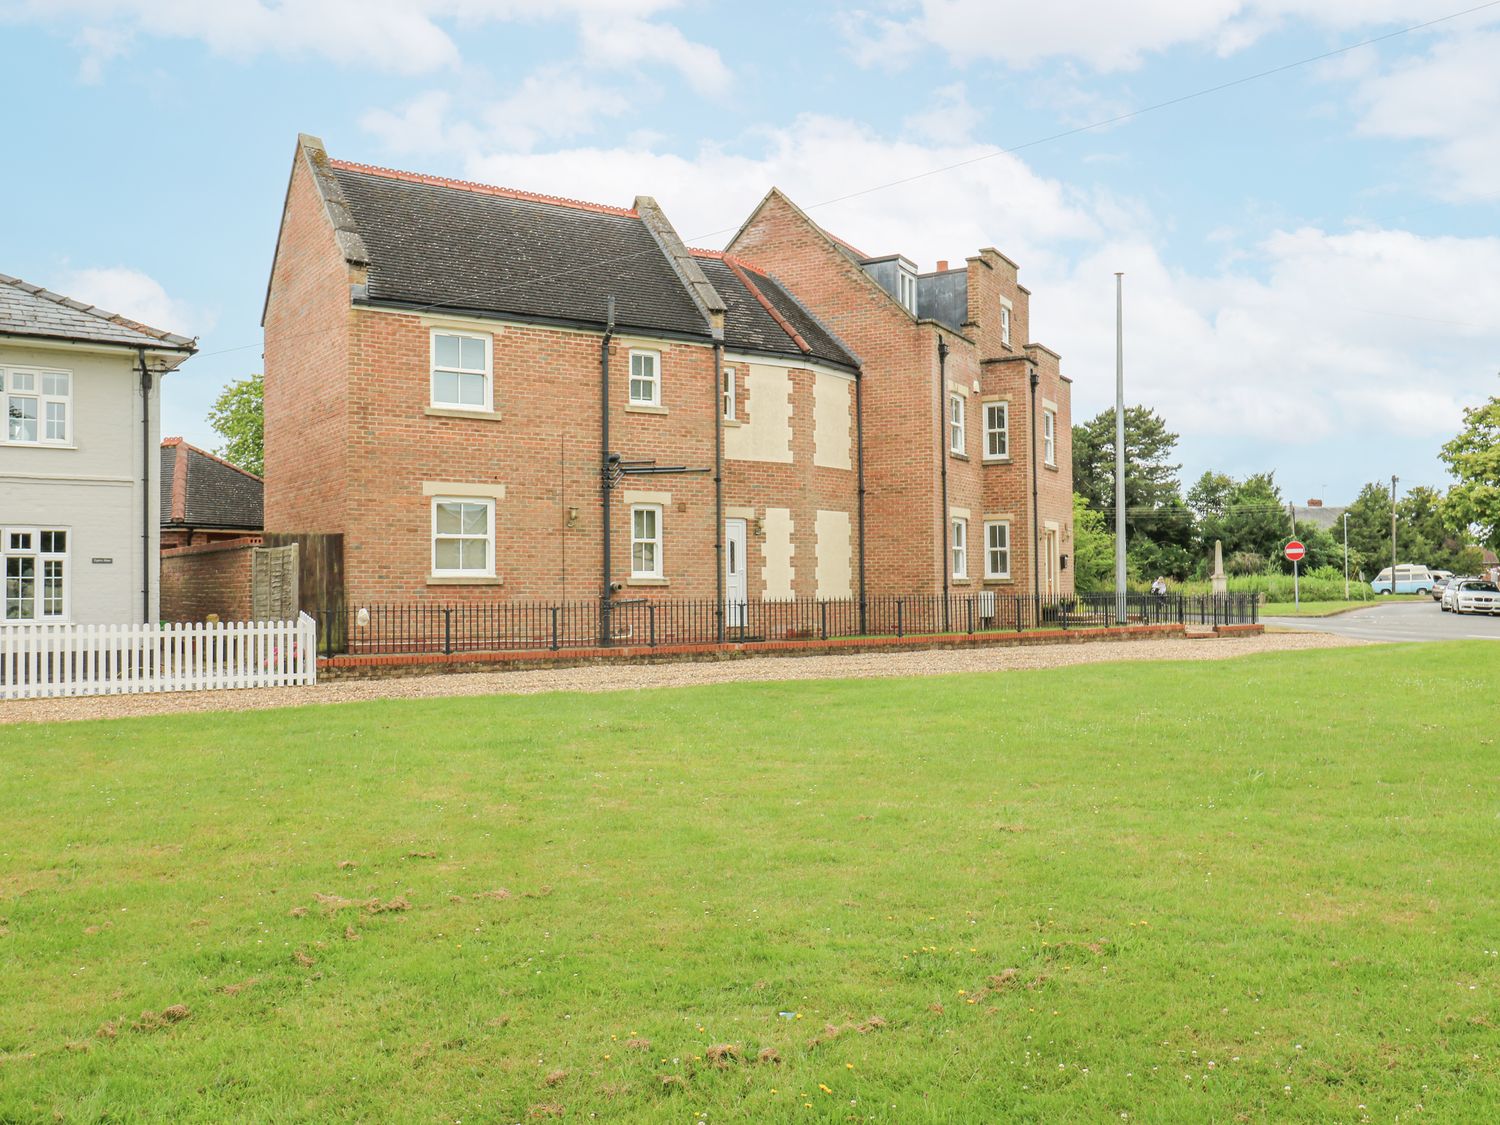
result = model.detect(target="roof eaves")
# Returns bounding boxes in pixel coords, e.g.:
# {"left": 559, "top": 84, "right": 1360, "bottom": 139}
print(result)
{"left": 0, "top": 273, "right": 197, "bottom": 350}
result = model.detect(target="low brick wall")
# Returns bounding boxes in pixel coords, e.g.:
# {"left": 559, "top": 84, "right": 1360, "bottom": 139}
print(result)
{"left": 314, "top": 622, "right": 1263, "bottom": 680}
{"left": 159, "top": 537, "right": 261, "bottom": 622}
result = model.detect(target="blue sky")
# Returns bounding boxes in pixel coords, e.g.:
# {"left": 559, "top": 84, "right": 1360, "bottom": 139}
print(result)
{"left": 3, "top": 0, "right": 1497, "bottom": 506}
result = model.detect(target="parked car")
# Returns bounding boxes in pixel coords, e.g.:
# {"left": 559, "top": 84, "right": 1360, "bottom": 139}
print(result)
{"left": 1431, "top": 572, "right": 1455, "bottom": 602}
{"left": 1371, "top": 564, "right": 1435, "bottom": 595}
{"left": 1452, "top": 579, "right": 1500, "bottom": 616}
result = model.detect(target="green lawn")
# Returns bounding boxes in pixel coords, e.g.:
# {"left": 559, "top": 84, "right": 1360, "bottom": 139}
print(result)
{"left": 3, "top": 644, "right": 1498, "bottom": 1122}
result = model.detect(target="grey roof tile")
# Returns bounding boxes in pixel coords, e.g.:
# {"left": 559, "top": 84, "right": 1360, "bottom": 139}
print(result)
{"left": 0, "top": 273, "right": 195, "bottom": 350}
{"left": 161, "top": 441, "right": 263, "bottom": 531}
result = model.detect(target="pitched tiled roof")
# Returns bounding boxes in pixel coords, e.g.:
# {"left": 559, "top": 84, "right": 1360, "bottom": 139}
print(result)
{"left": 0, "top": 273, "right": 195, "bottom": 351}
{"left": 693, "top": 254, "right": 858, "bottom": 371}
{"left": 330, "top": 162, "right": 710, "bottom": 338}
{"left": 160, "top": 438, "right": 264, "bottom": 531}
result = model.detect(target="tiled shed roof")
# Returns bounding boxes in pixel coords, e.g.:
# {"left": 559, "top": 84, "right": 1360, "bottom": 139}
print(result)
{"left": 0, "top": 273, "right": 195, "bottom": 351}
{"left": 160, "top": 438, "right": 264, "bottom": 531}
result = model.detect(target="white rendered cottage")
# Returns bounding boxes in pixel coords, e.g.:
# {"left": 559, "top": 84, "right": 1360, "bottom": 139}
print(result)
{"left": 1, "top": 274, "right": 195, "bottom": 624}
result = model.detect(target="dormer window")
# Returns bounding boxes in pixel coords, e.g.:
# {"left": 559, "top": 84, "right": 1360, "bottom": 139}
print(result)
{"left": 898, "top": 268, "right": 918, "bottom": 314}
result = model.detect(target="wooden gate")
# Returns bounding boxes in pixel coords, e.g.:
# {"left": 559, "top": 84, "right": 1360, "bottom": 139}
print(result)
{"left": 251, "top": 544, "right": 300, "bottom": 621}
{"left": 260, "top": 533, "right": 345, "bottom": 652}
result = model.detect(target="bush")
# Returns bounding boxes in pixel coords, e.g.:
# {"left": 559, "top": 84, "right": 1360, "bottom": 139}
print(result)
{"left": 1147, "top": 572, "right": 1375, "bottom": 603}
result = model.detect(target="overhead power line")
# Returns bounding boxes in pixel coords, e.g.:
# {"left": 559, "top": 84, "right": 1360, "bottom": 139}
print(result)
{"left": 190, "top": 0, "right": 1500, "bottom": 363}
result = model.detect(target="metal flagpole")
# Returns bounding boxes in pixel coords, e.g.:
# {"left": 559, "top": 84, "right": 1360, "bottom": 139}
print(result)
{"left": 1114, "top": 272, "right": 1127, "bottom": 625}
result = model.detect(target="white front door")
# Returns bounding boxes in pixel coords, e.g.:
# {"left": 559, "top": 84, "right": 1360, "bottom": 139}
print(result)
{"left": 725, "top": 518, "right": 747, "bottom": 626}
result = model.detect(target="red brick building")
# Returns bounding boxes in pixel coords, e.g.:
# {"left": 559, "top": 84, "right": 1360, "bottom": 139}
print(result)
{"left": 263, "top": 135, "right": 1072, "bottom": 632}
{"left": 727, "top": 190, "right": 1074, "bottom": 602}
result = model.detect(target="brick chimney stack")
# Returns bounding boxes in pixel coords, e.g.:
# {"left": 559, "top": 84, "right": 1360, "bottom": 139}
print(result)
{"left": 937, "top": 260, "right": 948, "bottom": 271}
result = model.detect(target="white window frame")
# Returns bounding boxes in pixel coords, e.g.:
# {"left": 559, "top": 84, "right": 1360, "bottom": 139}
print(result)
{"left": 2, "top": 526, "right": 70, "bottom": 622}
{"left": 983, "top": 401, "right": 1009, "bottom": 461}
{"left": 948, "top": 392, "right": 965, "bottom": 455}
{"left": 984, "top": 520, "right": 1011, "bottom": 580}
{"left": 951, "top": 517, "right": 968, "bottom": 580}
{"left": 630, "top": 504, "right": 663, "bottom": 579}
{"left": 429, "top": 329, "right": 492, "bottom": 412}
{"left": 4, "top": 366, "right": 72, "bottom": 446}
{"left": 1043, "top": 408, "right": 1057, "bottom": 466}
{"left": 898, "top": 269, "right": 918, "bottom": 313}
{"left": 629, "top": 349, "right": 661, "bottom": 407}
{"left": 1000, "top": 300, "right": 1012, "bottom": 347}
{"left": 722, "top": 364, "right": 736, "bottom": 421}
{"left": 429, "top": 497, "right": 495, "bottom": 578}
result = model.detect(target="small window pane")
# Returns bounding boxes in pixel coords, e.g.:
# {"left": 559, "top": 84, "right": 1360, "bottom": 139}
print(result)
{"left": 42, "top": 559, "right": 64, "bottom": 616}
{"left": 10, "top": 371, "right": 35, "bottom": 392}
{"left": 6, "top": 556, "right": 35, "bottom": 620}
{"left": 43, "top": 372, "right": 69, "bottom": 395}
{"left": 10, "top": 397, "right": 37, "bottom": 441}
{"left": 46, "top": 401, "right": 66, "bottom": 440}
{"left": 457, "top": 372, "right": 485, "bottom": 406}
{"left": 10, "top": 532, "right": 32, "bottom": 551}
{"left": 434, "top": 371, "right": 461, "bottom": 404}
{"left": 435, "top": 334, "right": 461, "bottom": 368}
{"left": 434, "top": 538, "right": 462, "bottom": 570}
{"left": 460, "top": 503, "right": 487, "bottom": 534}
{"left": 435, "top": 503, "right": 463, "bottom": 534}
{"left": 458, "top": 336, "right": 485, "bottom": 371}
{"left": 459, "top": 538, "right": 487, "bottom": 570}
{"left": 40, "top": 531, "right": 65, "bottom": 553}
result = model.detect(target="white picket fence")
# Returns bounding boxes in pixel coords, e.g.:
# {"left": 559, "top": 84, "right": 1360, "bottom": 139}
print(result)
{"left": 0, "top": 613, "right": 318, "bottom": 700}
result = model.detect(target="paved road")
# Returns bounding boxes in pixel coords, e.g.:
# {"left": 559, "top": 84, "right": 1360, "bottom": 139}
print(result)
{"left": 1267, "top": 601, "right": 1500, "bottom": 642}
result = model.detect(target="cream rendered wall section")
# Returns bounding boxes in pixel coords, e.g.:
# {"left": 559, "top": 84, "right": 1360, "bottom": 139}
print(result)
{"left": 812, "top": 371, "right": 852, "bottom": 470}
{"left": 814, "top": 510, "right": 852, "bottom": 599}
{"left": 0, "top": 341, "right": 161, "bottom": 624}
{"left": 761, "top": 507, "right": 795, "bottom": 599}
{"left": 725, "top": 363, "right": 792, "bottom": 463}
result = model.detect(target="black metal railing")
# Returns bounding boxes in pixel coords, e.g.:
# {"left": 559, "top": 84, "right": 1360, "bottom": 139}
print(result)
{"left": 312, "top": 593, "right": 1258, "bottom": 658}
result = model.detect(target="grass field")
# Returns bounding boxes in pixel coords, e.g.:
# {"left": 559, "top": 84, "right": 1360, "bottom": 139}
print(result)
{"left": 3, "top": 643, "right": 1498, "bottom": 1122}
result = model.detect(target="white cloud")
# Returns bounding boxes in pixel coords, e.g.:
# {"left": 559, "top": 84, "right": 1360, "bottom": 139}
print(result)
{"left": 15, "top": 0, "right": 727, "bottom": 86}
{"left": 840, "top": 0, "right": 1493, "bottom": 72}
{"left": 1351, "top": 30, "right": 1500, "bottom": 201}
{"left": 60, "top": 266, "right": 207, "bottom": 337}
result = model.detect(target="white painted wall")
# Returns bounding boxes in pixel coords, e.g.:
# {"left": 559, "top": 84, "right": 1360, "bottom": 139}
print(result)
{"left": 812, "top": 372, "right": 852, "bottom": 470}
{"left": 0, "top": 340, "right": 164, "bottom": 624}
{"left": 815, "top": 509, "right": 852, "bottom": 599}
{"left": 725, "top": 363, "right": 792, "bottom": 464}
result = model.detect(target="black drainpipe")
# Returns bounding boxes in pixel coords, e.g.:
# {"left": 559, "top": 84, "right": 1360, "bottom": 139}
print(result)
{"left": 599, "top": 297, "right": 617, "bottom": 646}
{"left": 1029, "top": 364, "right": 1041, "bottom": 607}
{"left": 854, "top": 367, "right": 868, "bottom": 636}
{"left": 137, "top": 347, "right": 152, "bottom": 624}
{"left": 713, "top": 341, "right": 725, "bottom": 644}
{"left": 936, "top": 336, "right": 950, "bottom": 632}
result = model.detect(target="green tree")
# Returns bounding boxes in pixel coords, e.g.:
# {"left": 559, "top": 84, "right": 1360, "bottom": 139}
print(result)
{"left": 1190, "top": 471, "right": 1288, "bottom": 563}
{"left": 1343, "top": 482, "right": 1396, "bottom": 578}
{"left": 1070, "top": 493, "right": 1115, "bottom": 592}
{"left": 1439, "top": 395, "right": 1500, "bottom": 548}
{"left": 1072, "top": 406, "right": 1183, "bottom": 514}
{"left": 207, "top": 372, "right": 264, "bottom": 477}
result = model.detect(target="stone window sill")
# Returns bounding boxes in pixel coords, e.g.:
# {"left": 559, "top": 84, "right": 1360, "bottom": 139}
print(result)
{"left": 983, "top": 577, "right": 1015, "bottom": 585}
{"left": 626, "top": 576, "right": 670, "bottom": 586}
{"left": 427, "top": 575, "right": 503, "bottom": 586}
{"left": 950, "top": 451, "right": 970, "bottom": 461}
{"left": 723, "top": 418, "right": 743, "bottom": 427}
{"left": 425, "top": 407, "right": 503, "bottom": 421}
{"left": 982, "top": 455, "right": 1011, "bottom": 464}
{"left": 625, "top": 403, "right": 668, "bottom": 416}
{"left": 1044, "top": 462, "right": 1060, "bottom": 472}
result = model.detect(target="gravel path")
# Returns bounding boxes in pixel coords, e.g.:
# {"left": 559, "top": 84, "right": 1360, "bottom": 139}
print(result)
{"left": 1, "top": 631, "right": 1363, "bottom": 726}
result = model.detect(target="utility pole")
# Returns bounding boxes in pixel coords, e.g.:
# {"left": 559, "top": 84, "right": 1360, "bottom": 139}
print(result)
{"left": 1390, "top": 474, "right": 1399, "bottom": 577}
{"left": 1342, "top": 511, "right": 1349, "bottom": 600}
{"left": 1114, "top": 272, "right": 1127, "bottom": 625}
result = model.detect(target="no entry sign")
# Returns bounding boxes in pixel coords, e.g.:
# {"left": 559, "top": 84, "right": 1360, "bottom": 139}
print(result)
{"left": 1284, "top": 540, "right": 1306, "bottom": 563}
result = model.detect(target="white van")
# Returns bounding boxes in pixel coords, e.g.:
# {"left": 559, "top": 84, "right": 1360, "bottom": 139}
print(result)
{"left": 1371, "top": 565, "right": 1434, "bottom": 595}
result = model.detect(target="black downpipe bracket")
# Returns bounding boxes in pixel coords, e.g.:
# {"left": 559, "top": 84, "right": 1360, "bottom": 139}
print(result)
{"left": 713, "top": 342, "right": 725, "bottom": 644}
{"left": 936, "top": 336, "right": 950, "bottom": 632}
{"left": 1029, "top": 365, "right": 1041, "bottom": 608}
{"left": 599, "top": 297, "right": 617, "bottom": 647}
{"left": 137, "top": 347, "right": 152, "bottom": 623}
{"left": 854, "top": 368, "right": 868, "bottom": 636}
